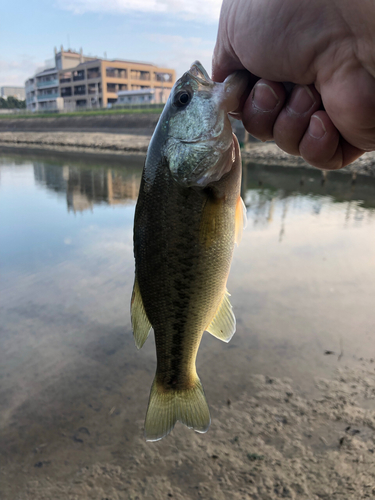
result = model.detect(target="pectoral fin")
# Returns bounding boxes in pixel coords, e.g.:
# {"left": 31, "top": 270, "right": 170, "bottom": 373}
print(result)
{"left": 235, "top": 196, "right": 247, "bottom": 246}
{"left": 206, "top": 290, "right": 236, "bottom": 342}
{"left": 131, "top": 276, "right": 152, "bottom": 349}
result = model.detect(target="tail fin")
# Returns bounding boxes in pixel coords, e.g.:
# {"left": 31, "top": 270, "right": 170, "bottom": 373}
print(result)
{"left": 144, "top": 376, "right": 211, "bottom": 442}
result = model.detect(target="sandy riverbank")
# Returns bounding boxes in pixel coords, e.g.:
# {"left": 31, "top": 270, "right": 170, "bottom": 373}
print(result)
{"left": 3, "top": 358, "right": 375, "bottom": 500}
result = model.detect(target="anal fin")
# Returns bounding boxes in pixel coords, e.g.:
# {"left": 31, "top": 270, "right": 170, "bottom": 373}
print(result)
{"left": 131, "top": 276, "right": 152, "bottom": 349}
{"left": 206, "top": 290, "right": 236, "bottom": 342}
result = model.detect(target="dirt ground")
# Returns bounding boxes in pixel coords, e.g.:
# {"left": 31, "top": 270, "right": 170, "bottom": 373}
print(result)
{"left": 2, "top": 358, "right": 375, "bottom": 500}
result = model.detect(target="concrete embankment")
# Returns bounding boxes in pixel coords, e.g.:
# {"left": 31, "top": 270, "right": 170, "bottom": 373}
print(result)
{"left": 0, "top": 113, "right": 159, "bottom": 156}
{"left": 241, "top": 143, "right": 375, "bottom": 177}
{"left": 1, "top": 113, "right": 375, "bottom": 177}
{"left": 0, "top": 131, "right": 151, "bottom": 156}
{"left": 0, "top": 113, "right": 161, "bottom": 135}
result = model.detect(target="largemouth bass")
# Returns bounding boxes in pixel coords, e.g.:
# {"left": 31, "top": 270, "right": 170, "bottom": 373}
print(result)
{"left": 131, "top": 62, "right": 248, "bottom": 441}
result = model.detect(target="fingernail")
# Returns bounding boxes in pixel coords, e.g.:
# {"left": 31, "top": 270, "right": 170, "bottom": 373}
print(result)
{"left": 288, "top": 85, "right": 315, "bottom": 114}
{"left": 308, "top": 115, "right": 326, "bottom": 139}
{"left": 252, "top": 83, "right": 279, "bottom": 112}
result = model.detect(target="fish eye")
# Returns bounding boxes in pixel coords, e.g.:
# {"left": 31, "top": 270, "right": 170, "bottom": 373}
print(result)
{"left": 174, "top": 91, "right": 191, "bottom": 108}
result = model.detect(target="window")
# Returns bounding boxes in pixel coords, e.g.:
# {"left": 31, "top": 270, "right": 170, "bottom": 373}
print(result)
{"left": 60, "top": 72, "right": 72, "bottom": 84}
{"left": 107, "top": 83, "right": 117, "bottom": 93}
{"left": 87, "top": 67, "right": 101, "bottom": 79}
{"left": 61, "top": 87, "right": 72, "bottom": 97}
{"left": 106, "top": 67, "right": 116, "bottom": 78}
{"left": 88, "top": 83, "right": 101, "bottom": 95}
{"left": 74, "top": 85, "right": 86, "bottom": 96}
{"left": 73, "top": 70, "right": 85, "bottom": 81}
{"left": 154, "top": 72, "right": 173, "bottom": 82}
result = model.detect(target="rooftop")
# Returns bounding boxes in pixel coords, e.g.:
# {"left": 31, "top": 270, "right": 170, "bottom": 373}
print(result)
{"left": 35, "top": 67, "right": 58, "bottom": 77}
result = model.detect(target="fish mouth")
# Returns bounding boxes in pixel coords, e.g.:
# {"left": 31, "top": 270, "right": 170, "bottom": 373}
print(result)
{"left": 187, "top": 61, "right": 212, "bottom": 86}
{"left": 188, "top": 61, "right": 249, "bottom": 114}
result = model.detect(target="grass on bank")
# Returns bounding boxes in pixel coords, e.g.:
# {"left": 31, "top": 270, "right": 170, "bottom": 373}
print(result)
{"left": 0, "top": 106, "right": 164, "bottom": 119}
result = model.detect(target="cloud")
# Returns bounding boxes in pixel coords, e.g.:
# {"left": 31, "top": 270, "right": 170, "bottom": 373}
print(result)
{"left": 147, "top": 34, "right": 216, "bottom": 78}
{"left": 55, "top": 0, "right": 222, "bottom": 22}
{"left": 0, "top": 57, "right": 45, "bottom": 88}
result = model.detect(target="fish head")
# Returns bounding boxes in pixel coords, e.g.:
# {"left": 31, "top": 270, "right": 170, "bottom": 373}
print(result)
{"left": 160, "top": 61, "right": 249, "bottom": 187}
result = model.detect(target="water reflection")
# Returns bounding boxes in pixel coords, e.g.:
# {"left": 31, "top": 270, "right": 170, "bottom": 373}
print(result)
{"left": 1, "top": 153, "right": 375, "bottom": 498}
{"left": 11, "top": 154, "right": 375, "bottom": 225}
{"left": 242, "top": 162, "right": 375, "bottom": 234}
{"left": 33, "top": 161, "right": 141, "bottom": 213}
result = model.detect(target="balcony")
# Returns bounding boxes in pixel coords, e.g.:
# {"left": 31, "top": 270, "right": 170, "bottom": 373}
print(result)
{"left": 154, "top": 72, "right": 173, "bottom": 83}
{"left": 87, "top": 68, "right": 100, "bottom": 79}
{"left": 74, "top": 85, "right": 86, "bottom": 96}
{"left": 88, "top": 83, "right": 101, "bottom": 95}
{"left": 61, "top": 88, "right": 72, "bottom": 97}
{"left": 38, "top": 93, "right": 59, "bottom": 101}
{"left": 106, "top": 67, "right": 127, "bottom": 79}
{"left": 107, "top": 83, "right": 117, "bottom": 93}
{"left": 73, "top": 70, "right": 85, "bottom": 82}
{"left": 37, "top": 79, "right": 59, "bottom": 88}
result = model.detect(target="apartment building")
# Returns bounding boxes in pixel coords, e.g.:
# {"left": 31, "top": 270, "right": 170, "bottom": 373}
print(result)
{"left": 60, "top": 58, "right": 175, "bottom": 110}
{"left": 25, "top": 47, "right": 96, "bottom": 111}
{"left": 1, "top": 86, "right": 26, "bottom": 100}
{"left": 25, "top": 47, "right": 175, "bottom": 112}
{"left": 26, "top": 68, "right": 61, "bottom": 111}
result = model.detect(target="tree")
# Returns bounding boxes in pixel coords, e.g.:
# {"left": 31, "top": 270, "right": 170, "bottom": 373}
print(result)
{"left": 0, "top": 96, "right": 26, "bottom": 109}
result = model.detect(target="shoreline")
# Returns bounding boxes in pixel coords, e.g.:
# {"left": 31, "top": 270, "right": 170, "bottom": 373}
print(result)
{"left": 1, "top": 130, "right": 375, "bottom": 177}
{"left": 0, "top": 131, "right": 150, "bottom": 157}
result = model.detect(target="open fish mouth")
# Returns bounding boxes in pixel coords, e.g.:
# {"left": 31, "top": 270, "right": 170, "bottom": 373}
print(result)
{"left": 188, "top": 61, "right": 212, "bottom": 85}
{"left": 187, "top": 61, "right": 250, "bottom": 114}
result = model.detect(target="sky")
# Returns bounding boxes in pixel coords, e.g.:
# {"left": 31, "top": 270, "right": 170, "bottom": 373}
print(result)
{"left": 0, "top": 0, "right": 222, "bottom": 88}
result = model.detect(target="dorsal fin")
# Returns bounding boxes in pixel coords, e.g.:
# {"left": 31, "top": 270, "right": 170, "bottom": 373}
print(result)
{"left": 131, "top": 276, "right": 152, "bottom": 349}
{"left": 206, "top": 290, "right": 236, "bottom": 342}
{"left": 235, "top": 196, "right": 247, "bottom": 246}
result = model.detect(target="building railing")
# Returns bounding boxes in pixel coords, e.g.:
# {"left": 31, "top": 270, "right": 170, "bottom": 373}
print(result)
{"left": 1, "top": 101, "right": 165, "bottom": 115}
{"left": 37, "top": 79, "right": 59, "bottom": 88}
{"left": 38, "top": 93, "right": 59, "bottom": 101}
{"left": 87, "top": 72, "right": 101, "bottom": 79}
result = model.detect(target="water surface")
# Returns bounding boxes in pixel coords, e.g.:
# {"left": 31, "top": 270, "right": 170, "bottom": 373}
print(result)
{"left": 1, "top": 152, "right": 375, "bottom": 496}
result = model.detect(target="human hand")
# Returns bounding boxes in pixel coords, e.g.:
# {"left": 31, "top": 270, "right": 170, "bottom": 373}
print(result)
{"left": 212, "top": 0, "right": 375, "bottom": 170}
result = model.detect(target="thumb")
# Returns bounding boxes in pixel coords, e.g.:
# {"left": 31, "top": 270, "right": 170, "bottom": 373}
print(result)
{"left": 321, "top": 65, "right": 375, "bottom": 151}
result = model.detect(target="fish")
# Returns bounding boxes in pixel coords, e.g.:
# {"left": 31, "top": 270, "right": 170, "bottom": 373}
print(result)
{"left": 131, "top": 61, "right": 248, "bottom": 441}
